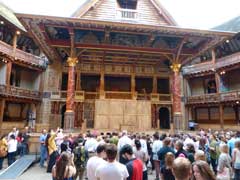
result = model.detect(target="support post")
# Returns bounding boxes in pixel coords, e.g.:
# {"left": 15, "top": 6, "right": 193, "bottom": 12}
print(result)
{"left": 6, "top": 61, "right": 12, "bottom": 87}
{"left": 99, "top": 65, "right": 105, "bottom": 99}
{"left": 170, "top": 63, "right": 182, "bottom": 132}
{"left": 0, "top": 99, "right": 5, "bottom": 135}
{"left": 64, "top": 57, "right": 78, "bottom": 130}
{"left": 131, "top": 66, "right": 136, "bottom": 99}
{"left": 152, "top": 76, "right": 157, "bottom": 94}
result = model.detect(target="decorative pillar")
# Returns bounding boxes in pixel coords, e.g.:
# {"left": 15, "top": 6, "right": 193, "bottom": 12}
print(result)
{"left": 6, "top": 61, "right": 12, "bottom": 87}
{"left": 152, "top": 76, "right": 157, "bottom": 94}
{"left": 170, "top": 63, "right": 182, "bottom": 131}
{"left": 131, "top": 66, "right": 136, "bottom": 99}
{"left": 64, "top": 57, "right": 78, "bottom": 130}
{"left": 219, "top": 104, "right": 224, "bottom": 129}
{"left": 76, "top": 71, "right": 81, "bottom": 91}
{"left": 99, "top": 66, "right": 105, "bottom": 99}
{"left": 215, "top": 73, "right": 221, "bottom": 93}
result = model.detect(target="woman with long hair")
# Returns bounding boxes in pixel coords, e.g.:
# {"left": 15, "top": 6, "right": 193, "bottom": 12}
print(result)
{"left": 52, "top": 152, "right": 76, "bottom": 180}
{"left": 192, "top": 160, "right": 216, "bottom": 180}
{"left": 0, "top": 134, "right": 8, "bottom": 170}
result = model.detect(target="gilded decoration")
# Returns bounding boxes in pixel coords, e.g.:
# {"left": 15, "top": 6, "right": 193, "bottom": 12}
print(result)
{"left": 67, "top": 57, "right": 78, "bottom": 67}
{"left": 170, "top": 63, "right": 181, "bottom": 73}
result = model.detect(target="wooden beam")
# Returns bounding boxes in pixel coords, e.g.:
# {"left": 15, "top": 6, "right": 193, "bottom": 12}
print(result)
{"left": 0, "top": 99, "right": 5, "bottom": 134}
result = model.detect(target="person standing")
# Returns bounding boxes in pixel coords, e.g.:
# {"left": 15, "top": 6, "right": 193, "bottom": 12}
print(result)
{"left": 134, "top": 139, "right": 148, "bottom": 180}
{"left": 232, "top": 140, "right": 240, "bottom": 180}
{"left": 0, "top": 134, "right": 8, "bottom": 170}
{"left": 39, "top": 129, "right": 47, "bottom": 168}
{"left": 87, "top": 144, "right": 106, "bottom": 180}
{"left": 7, "top": 134, "right": 17, "bottom": 166}
{"left": 172, "top": 157, "right": 192, "bottom": 180}
{"left": 52, "top": 152, "right": 76, "bottom": 180}
{"left": 121, "top": 144, "right": 143, "bottom": 180}
{"left": 152, "top": 132, "right": 162, "bottom": 180}
{"left": 46, "top": 130, "right": 58, "bottom": 173}
{"left": 95, "top": 144, "right": 129, "bottom": 180}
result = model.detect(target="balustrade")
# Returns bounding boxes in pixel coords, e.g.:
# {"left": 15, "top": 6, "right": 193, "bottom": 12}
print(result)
{"left": 0, "top": 84, "right": 41, "bottom": 100}
{"left": 0, "top": 40, "right": 46, "bottom": 67}
{"left": 187, "top": 90, "right": 240, "bottom": 104}
{"left": 116, "top": 8, "right": 138, "bottom": 20}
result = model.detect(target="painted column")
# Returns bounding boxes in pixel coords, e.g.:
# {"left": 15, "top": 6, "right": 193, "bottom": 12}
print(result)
{"left": 6, "top": 61, "right": 12, "bottom": 87}
{"left": 171, "top": 63, "right": 182, "bottom": 131}
{"left": 131, "top": 66, "right": 136, "bottom": 99}
{"left": 64, "top": 57, "right": 78, "bottom": 130}
{"left": 99, "top": 65, "right": 105, "bottom": 99}
{"left": 152, "top": 76, "right": 157, "bottom": 94}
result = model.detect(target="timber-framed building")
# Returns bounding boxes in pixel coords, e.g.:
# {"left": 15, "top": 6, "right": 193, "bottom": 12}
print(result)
{"left": 0, "top": 0, "right": 238, "bottom": 133}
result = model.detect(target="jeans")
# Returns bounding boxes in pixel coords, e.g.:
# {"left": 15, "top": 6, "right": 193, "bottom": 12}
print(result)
{"left": 39, "top": 145, "right": 47, "bottom": 167}
{"left": 235, "top": 169, "right": 240, "bottom": 180}
{"left": 8, "top": 151, "right": 16, "bottom": 166}
{"left": 0, "top": 157, "right": 4, "bottom": 170}
{"left": 210, "top": 158, "right": 217, "bottom": 174}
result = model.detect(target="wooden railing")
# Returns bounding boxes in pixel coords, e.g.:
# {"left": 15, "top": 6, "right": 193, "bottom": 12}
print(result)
{"left": 182, "top": 61, "right": 214, "bottom": 75}
{"left": 187, "top": 90, "right": 240, "bottom": 104}
{"left": 50, "top": 90, "right": 172, "bottom": 102}
{"left": 0, "top": 40, "right": 46, "bottom": 68}
{"left": 183, "top": 52, "right": 240, "bottom": 76}
{"left": 116, "top": 8, "right": 138, "bottom": 20}
{"left": 105, "top": 91, "right": 132, "bottom": 99}
{"left": 0, "top": 84, "right": 41, "bottom": 100}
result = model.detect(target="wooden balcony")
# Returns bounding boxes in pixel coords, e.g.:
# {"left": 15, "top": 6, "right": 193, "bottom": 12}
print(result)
{"left": 187, "top": 90, "right": 240, "bottom": 104}
{"left": 50, "top": 90, "right": 172, "bottom": 103}
{"left": 183, "top": 52, "right": 240, "bottom": 76}
{"left": 116, "top": 8, "right": 138, "bottom": 20}
{"left": 0, "top": 84, "right": 41, "bottom": 100}
{"left": 0, "top": 40, "right": 46, "bottom": 68}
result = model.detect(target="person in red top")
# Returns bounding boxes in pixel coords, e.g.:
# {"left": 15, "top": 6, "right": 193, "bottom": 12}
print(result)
{"left": 121, "top": 144, "right": 143, "bottom": 180}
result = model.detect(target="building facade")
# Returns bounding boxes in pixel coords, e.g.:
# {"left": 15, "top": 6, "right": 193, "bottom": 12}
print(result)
{"left": 0, "top": 0, "right": 236, "bottom": 133}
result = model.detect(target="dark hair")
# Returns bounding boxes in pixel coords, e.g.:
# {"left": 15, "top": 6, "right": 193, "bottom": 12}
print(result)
{"left": 121, "top": 144, "right": 133, "bottom": 155}
{"left": 10, "top": 134, "right": 15, "bottom": 139}
{"left": 55, "top": 152, "right": 70, "bottom": 180}
{"left": 106, "top": 144, "right": 117, "bottom": 161}
{"left": 45, "top": 133, "right": 51, "bottom": 154}
{"left": 135, "top": 139, "right": 141, "bottom": 150}
{"left": 153, "top": 132, "right": 160, "bottom": 140}
{"left": 96, "top": 144, "right": 106, "bottom": 154}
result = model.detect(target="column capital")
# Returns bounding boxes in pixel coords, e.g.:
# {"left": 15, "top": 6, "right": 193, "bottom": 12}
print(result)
{"left": 170, "top": 63, "right": 181, "bottom": 73}
{"left": 67, "top": 57, "right": 78, "bottom": 67}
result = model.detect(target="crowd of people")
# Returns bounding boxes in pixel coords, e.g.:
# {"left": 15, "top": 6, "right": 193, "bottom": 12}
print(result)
{"left": 0, "top": 126, "right": 30, "bottom": 169}
{"left": 1, "top": 127, "right": 240, "bottom": 180}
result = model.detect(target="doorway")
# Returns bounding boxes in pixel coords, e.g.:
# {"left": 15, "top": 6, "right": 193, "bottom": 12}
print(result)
{"left": 159, "top": 107, "right": 170, "bottom": 129}
{"left": 61, "top": 105, "right": 66, "bottom": 129}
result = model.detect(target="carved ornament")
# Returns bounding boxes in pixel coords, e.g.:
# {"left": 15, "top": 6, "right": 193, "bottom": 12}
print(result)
{"left": 170, "top": 63, "right": 181, "bottom": 73}
{"left": 67, "top": 57, "right": 78, "bottom": 67}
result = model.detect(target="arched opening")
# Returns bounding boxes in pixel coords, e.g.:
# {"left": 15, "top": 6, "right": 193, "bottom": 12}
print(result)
{"left": 159, "top": 107, "right": 170, "bottom": 129}
{"left": 61, "top": 105, "right": 66, "bottom": 129}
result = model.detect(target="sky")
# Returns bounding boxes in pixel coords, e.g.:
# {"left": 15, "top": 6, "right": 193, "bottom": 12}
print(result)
{"left": 1, "top": 0, "right": 240, "bottom": 30}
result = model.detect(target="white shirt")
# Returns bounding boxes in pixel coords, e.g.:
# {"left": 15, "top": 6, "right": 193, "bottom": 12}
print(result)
{"left": 117, "top": 135, "right": 132, "bottom": 150}
{"left": 85, "top": 138, "right": 98, "bottom": 152}
{"left": 152, "top": 140, "right": 162, "bottom": 154}
{"left": 87, "top": 156, "right": 106, "bottom": 180}
{"left": 8, "top": 139, "right": 17, "bottom": 153}
{"left": 140, "top": 139, "right": 148, "bottom": 154}
{"left": 95, "top": 161, "right": 129, "bottom": 180}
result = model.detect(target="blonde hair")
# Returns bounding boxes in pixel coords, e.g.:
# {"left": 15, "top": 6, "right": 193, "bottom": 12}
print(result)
{"left": 194, "top": 150, "right": 206, "bottom": 161}
{"left": 165, "top": 152, "right": 175, "bottom": 167}
{"left": 220, "top": 144, "right": 228, "bottom": 154}
{"left": 172, "top": 157, "right": 191, "bottom": 180}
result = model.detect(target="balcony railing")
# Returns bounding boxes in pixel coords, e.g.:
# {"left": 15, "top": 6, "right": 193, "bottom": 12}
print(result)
{"left": 116, "top": 8, "right": 138, "bottom": 20}
{"left": 50, "top": 90, "right": 172, "bottom": 103}
{"left": 0, "top": 84, "right": 41, "bottom": 100}
{"left": 0, "top": 40, "right": 46, "bottom": 68}
{"left": 187, "top": 90, "right": 240, "bottom": 104}
{"left": 183, "top": 52, "right": 240, "bottom": 76}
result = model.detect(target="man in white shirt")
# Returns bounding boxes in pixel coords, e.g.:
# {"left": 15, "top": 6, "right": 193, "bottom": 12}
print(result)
{"left": 95, "top": 144, "right": 129, "bottom": 180}
{"left": 85, "top": 134, "right": 98, "bottom": 158}
{"left": 87, "top": 144, "right": 107, "bottom": 180}
{"left": 117, "top": 130, "right": 132, "bottom": 150}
